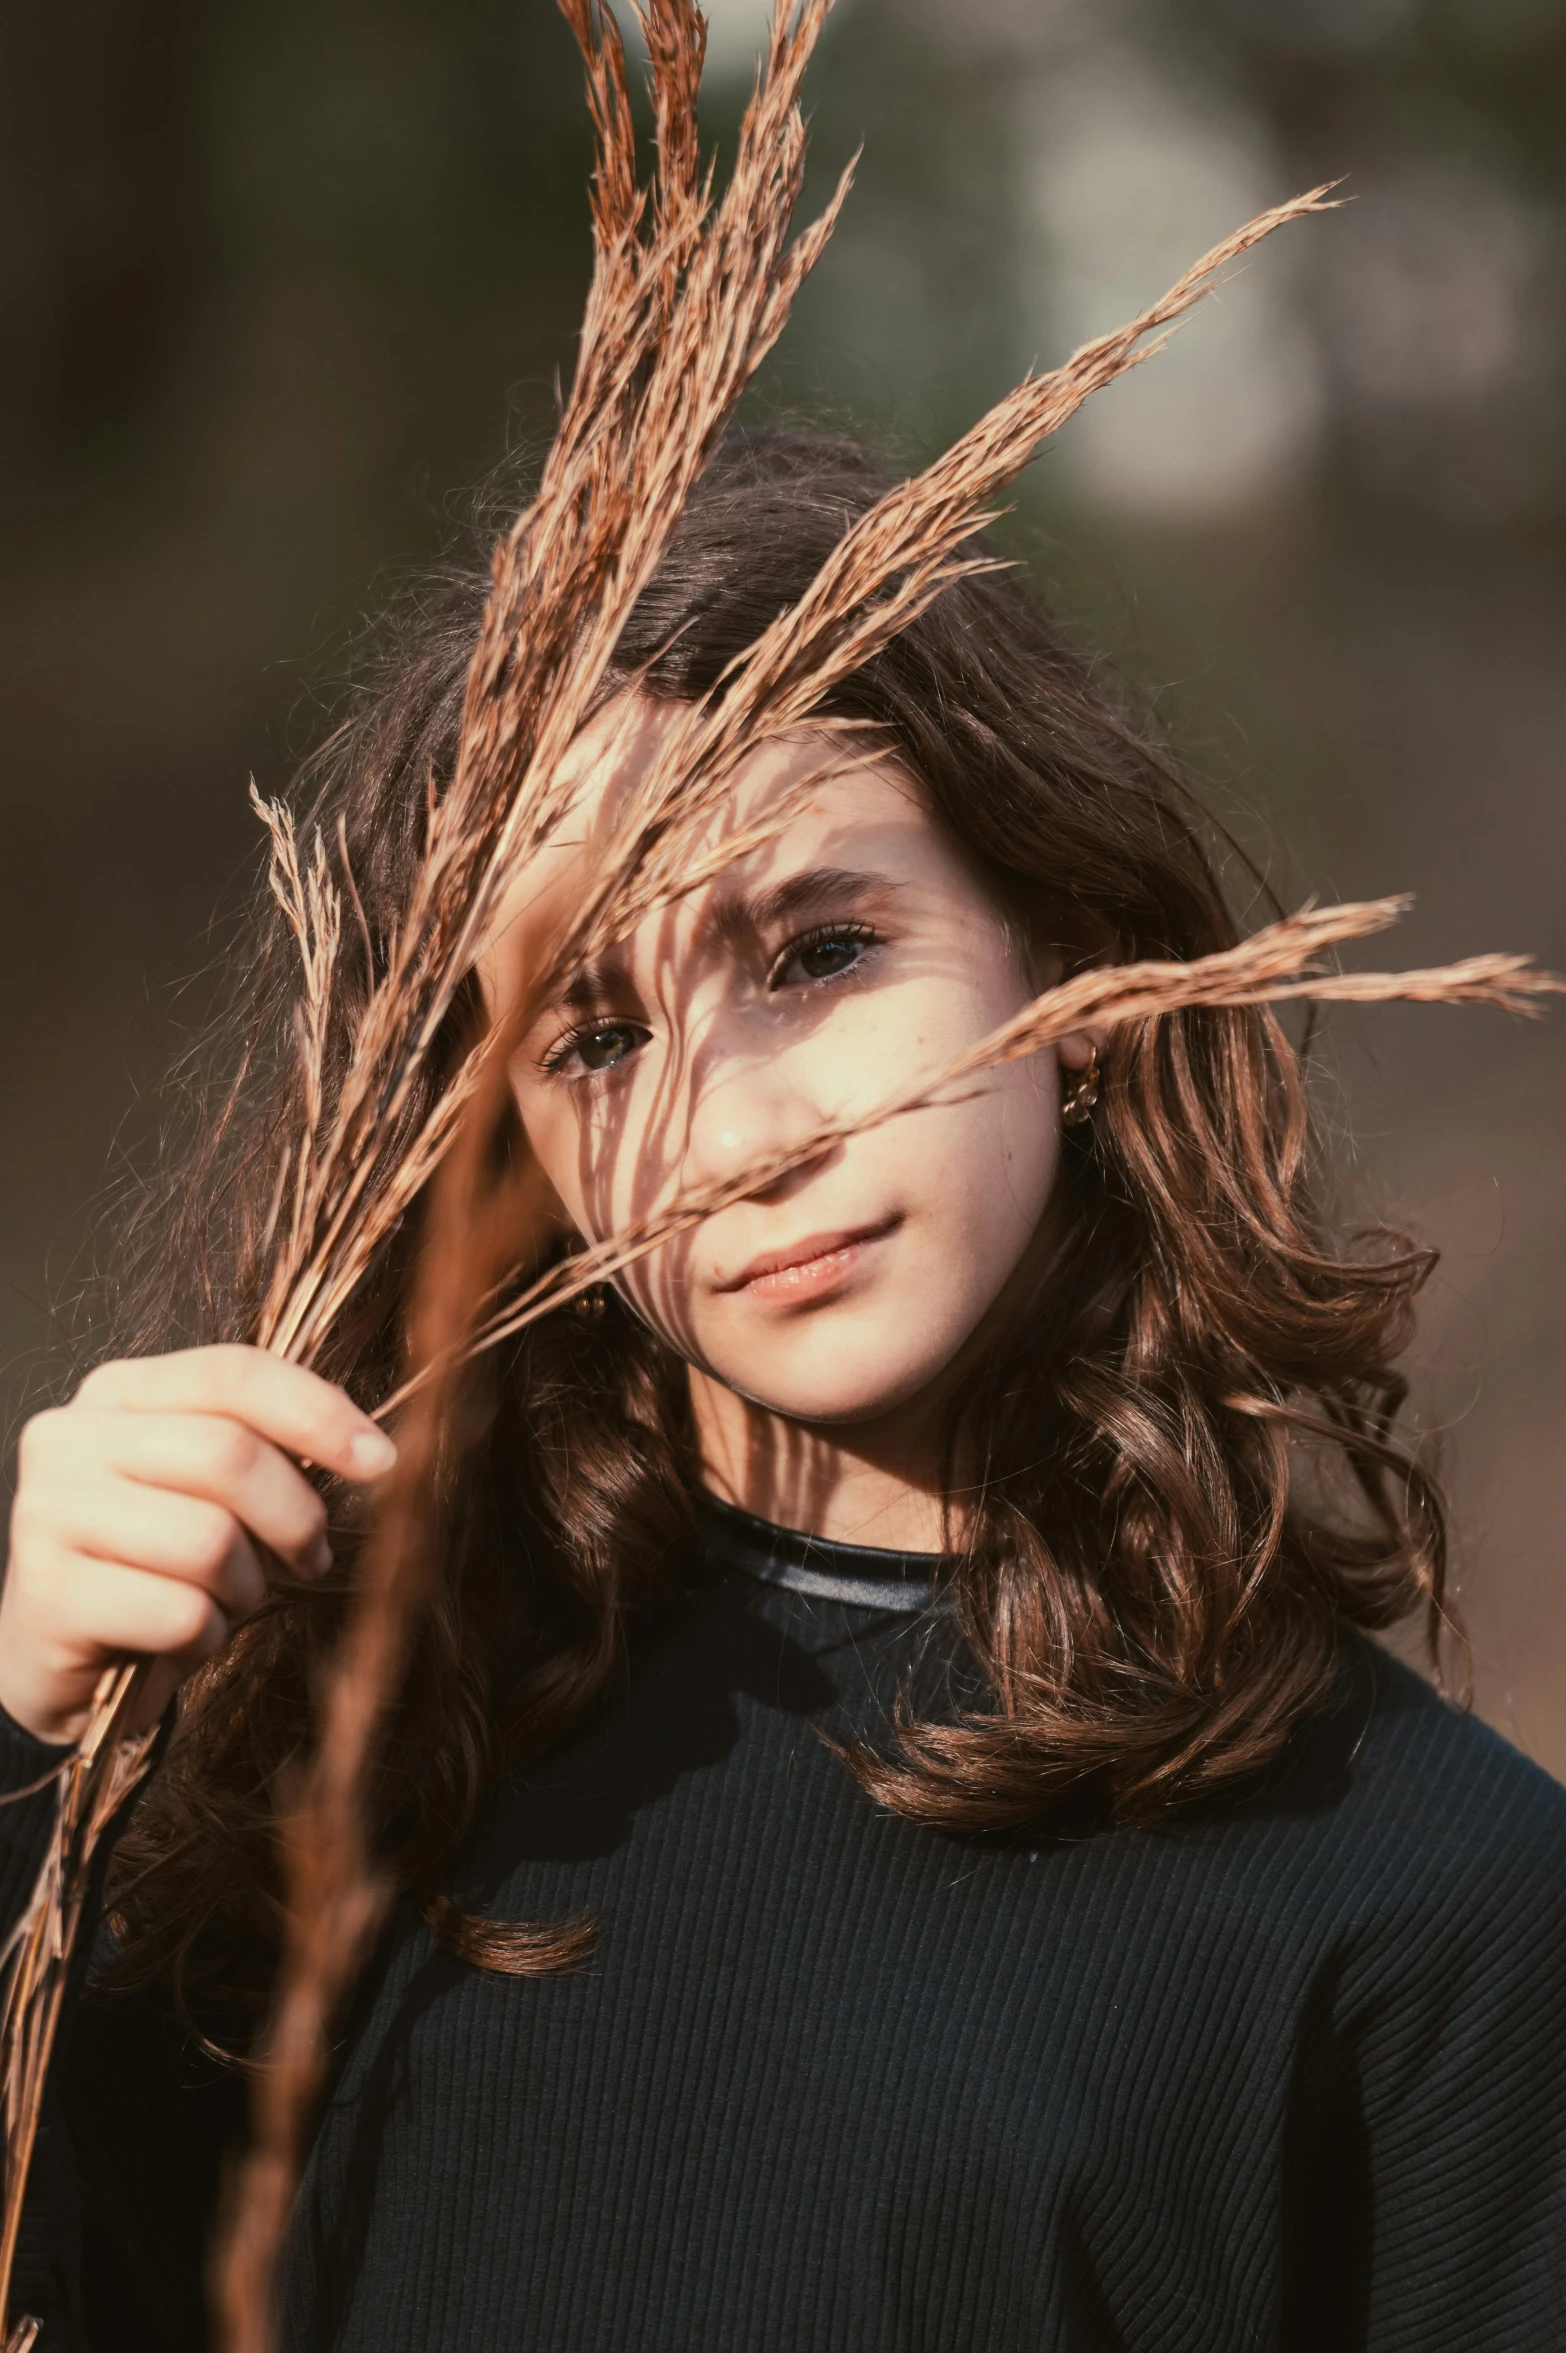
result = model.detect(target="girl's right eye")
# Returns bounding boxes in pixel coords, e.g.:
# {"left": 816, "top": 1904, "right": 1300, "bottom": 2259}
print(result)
{"left": 543, "top": 1020, "right": 650, "bottom": 1079}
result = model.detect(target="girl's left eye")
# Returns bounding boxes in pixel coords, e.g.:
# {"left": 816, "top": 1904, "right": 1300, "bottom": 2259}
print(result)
{"left": 769, "top": 923, "right": 877, "bottom": 990}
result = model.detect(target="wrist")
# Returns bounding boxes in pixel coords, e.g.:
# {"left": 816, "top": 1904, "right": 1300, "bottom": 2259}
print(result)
{"left": 0, "top": 1695, "right": 75, "bottom": 1788}
{"left": 0, "top": 1661, "right": 83, "bottom": 1750}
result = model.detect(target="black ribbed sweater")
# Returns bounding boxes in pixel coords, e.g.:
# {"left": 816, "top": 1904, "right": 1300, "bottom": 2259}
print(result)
{"left": 4, "top": 1498, "right": 1566, "bottom": 2350}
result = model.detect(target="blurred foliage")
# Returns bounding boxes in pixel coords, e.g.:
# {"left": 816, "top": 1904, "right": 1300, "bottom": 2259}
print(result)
{"left": 5, "top": 0, "right": 1563, "bottom": 509}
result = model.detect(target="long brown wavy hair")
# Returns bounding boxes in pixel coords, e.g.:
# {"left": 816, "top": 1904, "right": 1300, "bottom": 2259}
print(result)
{"left": 100, "top": 429, "right": 1448, "bottom": 2033}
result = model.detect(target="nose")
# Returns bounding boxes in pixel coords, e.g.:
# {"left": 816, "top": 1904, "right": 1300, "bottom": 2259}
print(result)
{"left": 678, "top": 1042, "right": 833, "bottom": 1202}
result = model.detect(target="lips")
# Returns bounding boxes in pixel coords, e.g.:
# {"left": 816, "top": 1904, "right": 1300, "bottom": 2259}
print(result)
{"left": 715, "top": 1216, "right": 901, "bottom": 1302}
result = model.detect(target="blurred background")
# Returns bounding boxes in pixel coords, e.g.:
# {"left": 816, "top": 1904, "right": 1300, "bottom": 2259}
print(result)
{"left": 2, "top": 0, "right": 1562, "bottom": 1768}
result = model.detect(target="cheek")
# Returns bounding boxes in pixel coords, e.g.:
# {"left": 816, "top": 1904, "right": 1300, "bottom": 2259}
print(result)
{"left": 512, "top": 1073, "right": 671, "bottom": 1245}
{"left": 995, "top": 1055, "right": 1062, "bottom": 1200}
{"left": 510, "top": 1082, "right": 590, "bottom": 1234}
{"left": 922, "top": 1040, "right": 1058, "bottom": 1198}
{"left": 934, "top": 1059, "right": 1061, "bottom": 1286}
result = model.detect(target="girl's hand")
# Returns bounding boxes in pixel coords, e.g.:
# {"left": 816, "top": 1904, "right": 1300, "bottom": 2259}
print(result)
{"left": 0, "top": 1346, "right": 397, "bottom": 1746}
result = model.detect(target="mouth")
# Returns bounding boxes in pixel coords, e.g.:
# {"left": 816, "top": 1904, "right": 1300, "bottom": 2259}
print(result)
{"left": 715, "top": 1215, "right": 903, "bottom": 1306}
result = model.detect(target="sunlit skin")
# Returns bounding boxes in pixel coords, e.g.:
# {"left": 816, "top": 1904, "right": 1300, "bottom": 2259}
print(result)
{"left": 0, "top": 697, "right": 1099, "bottom": 1745}
{"left": 489, "top": 697, "right": 1103, "bottom": 1552}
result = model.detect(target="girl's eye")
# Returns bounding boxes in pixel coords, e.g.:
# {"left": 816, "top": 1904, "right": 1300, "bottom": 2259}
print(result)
{"left": 770, "top": 923, "right": 877, "bottom": 990}
{"left": 545, "top": 1020, "right": 649, "bottom": 1078}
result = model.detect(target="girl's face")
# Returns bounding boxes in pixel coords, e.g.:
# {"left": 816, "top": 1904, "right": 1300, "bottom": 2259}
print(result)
{"left": 494, "top": 698, "right": 1083, "bottom": 1431}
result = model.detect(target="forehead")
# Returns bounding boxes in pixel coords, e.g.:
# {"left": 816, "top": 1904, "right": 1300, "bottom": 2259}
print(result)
{"left": 563, "top": 691, "right": 927, "bottom": 858}
{"left": 485, "top": 693, "right": 953, "bottom": 991}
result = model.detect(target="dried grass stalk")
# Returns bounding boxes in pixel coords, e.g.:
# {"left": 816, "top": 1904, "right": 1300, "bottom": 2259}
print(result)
{"left": 381, "top": 897, "right": 1564, "bottom": 1398}
{"left": 211, "top": 1051, "right": 553, "bottom": 2353}
{"left": 2, "top": 0, "right": 1554, "bottom": 2344}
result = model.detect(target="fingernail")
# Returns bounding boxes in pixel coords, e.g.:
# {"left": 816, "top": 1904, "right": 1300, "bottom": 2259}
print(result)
{"left": 308, "top": 1535, "right": 334, "bottom": 1579}
{"left": 348, "top": 1429, "right": 398, "bottom": 1478}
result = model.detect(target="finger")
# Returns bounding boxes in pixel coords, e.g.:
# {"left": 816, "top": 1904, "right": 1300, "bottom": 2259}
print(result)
{"left": 43, "top": 1555, "right": 233, "bottom": 1669}
{"left": 75, "top": 1346, "right": 396, "bottom": 1483}
{"left": 42, "top": 1481, "right": 269, "bottom": 1622}
{"left": 74, "top": 1410, "right": 334, "bottom": 1578}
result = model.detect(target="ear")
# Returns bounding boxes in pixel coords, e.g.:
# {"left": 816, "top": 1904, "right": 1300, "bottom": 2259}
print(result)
{"left": 1056, "top": 1025, "right": 1110, "bottom": 1071}
{"left": 1032, "top": 905, "right": 1117, "bottom": 1071}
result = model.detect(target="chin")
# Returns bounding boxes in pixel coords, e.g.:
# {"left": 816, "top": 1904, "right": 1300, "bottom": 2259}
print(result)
{"left": 702, "top": 1317, "right": 964, "bottom": 1427}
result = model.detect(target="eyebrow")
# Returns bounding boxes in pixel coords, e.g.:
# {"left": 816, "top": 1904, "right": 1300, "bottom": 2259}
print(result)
{"left": 707, "top": 865, "right": 901, "bottom": 950}
{"left": 555, "top": 950, "right": 629, "bottom": 1015}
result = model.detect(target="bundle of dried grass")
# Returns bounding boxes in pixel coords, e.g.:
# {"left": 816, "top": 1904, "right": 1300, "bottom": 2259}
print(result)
{"left": 2, "top": 2, "right": 1560, "bottom": 2347}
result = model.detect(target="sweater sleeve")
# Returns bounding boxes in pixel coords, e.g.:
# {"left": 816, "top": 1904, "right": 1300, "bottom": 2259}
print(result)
{"left": 1, "top": 1701, "right": 234, "bottom": 2353}
{"left": 1341, "top": 1745, "right": 1566, "bottom": 2351}
{"left": 0, "top": 1702, "right": 69, "bottom": 1933}
{"left": 1, "top": 1704, "right": 83, "bottom": 2345}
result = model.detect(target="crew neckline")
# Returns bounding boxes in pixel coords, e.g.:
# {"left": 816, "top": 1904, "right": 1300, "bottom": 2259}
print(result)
{"left": 700, "top": 1491, "right": 944, "bottom": 1614}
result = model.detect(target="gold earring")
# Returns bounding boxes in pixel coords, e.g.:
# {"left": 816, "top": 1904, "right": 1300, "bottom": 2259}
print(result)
{"left": 1061, "top": 1045, "right": 1100, "bottom": 1128}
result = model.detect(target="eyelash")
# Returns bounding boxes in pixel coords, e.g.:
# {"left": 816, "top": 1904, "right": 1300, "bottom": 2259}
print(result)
{"left": 538, "top": 920, "right": 882, "bottom": 1081}
{"left": 766, "top": 920, "right": 880, "bottom": 990}
{"left": 536, "top": 1018, "right": 647, "bottom": 1081}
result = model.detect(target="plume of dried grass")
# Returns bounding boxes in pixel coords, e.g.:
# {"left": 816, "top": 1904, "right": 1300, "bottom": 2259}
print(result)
{"left": 3, "top": 2, "right": 1559, "bottom": 2346}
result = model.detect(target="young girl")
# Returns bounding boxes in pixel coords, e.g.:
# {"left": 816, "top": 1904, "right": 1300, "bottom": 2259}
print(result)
{"left": 3, "top": 433, "right": 1564, "bottom": 2350}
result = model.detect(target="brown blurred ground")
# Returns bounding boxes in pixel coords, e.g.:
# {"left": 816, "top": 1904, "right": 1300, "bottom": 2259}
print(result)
{"left": 2, "top": 0, "right": 1562, "bottom": 1771}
